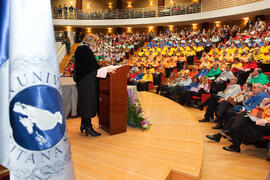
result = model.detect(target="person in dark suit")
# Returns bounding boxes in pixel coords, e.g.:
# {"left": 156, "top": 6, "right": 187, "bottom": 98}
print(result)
{"left": 73, "top": 34, "right": 101, "bottom": 137}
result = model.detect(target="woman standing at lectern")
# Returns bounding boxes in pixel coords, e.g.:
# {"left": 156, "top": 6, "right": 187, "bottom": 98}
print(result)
{"left": 73, "top": 34, "right": 101, "bottom": 137}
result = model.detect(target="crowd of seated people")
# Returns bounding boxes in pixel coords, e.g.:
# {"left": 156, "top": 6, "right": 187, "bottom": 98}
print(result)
{"left": 127, "top": 18, "right": 270, "bottom": 86}
{"left": 126, "top": 18, "right": 270, "bottom": 154}
{"left": 63, "top": 32, "right": 146, "bottom": 76}
{"left": 62, "top": 18, "right": 270, "bottom": 154}
{"left": 202, "top": 82, "right": 270, "bottom": 153}
{"left": 95, "top": 33, "right": 146, "bottom": 63}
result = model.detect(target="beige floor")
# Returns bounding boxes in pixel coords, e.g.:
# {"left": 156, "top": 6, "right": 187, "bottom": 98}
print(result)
{"left": 67, "top": 92, "right": 202, "bottom": 180}
{"left": 67, "top": 92, "right": 270, "bottom": 180}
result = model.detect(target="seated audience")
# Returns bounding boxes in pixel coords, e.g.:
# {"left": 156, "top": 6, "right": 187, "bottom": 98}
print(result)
{"left": 134, "top": 70, "right": 145, "bottom": 91}
{"left": 237, "top": 56, "right": 258, "bottom": 85}
{"left": 211, "top": 64, "right": 234, "bottom": 93}
{"left": 179, "top": 64, "right": 190, "bottom": 76}
{"left": 231, "top": 57, "right": 243, "bottom": 74}
{"left": 178, "top": 76, "right": 209, "bottom": 106}
{"left": 156, "top": 71, "right": 177, "bottom": 96}
{"left": 206, "top": 62, "right": 222, "bottom": 80}
{"left": 261, "top": 48, "right": 270, "bottom": 72}
{"left": 222, "top": 83, "right": 270, "bottom": 152}
{"left": 189, "top": 66, "right": 198, "bottom": 78}
{"left": 73, "top": 20, "right": 270, "bottom": 157}
{"left": 171, "top": 72, "right": 193, "bottom": 99}
{"left": 197, "top": 76, "right": 241, "bottom": 122}
{"left": 128, "top": 70, "right": 138, "bottom": 85}
{"left": 246, "top": 68, "right": 269, "bottom": 85}
{"left": 136, "top": 69, "right": 153, "bottom": 91}
{"left": 206, "top": 82, "right": 253, "bottom": 142}
{"left": 197, "top": 65, "right": 209, "bottom": 78}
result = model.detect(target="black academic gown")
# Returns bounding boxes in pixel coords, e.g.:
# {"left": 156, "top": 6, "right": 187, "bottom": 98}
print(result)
{"left": 74, "top": 44, "right": 100, "bottom": 118}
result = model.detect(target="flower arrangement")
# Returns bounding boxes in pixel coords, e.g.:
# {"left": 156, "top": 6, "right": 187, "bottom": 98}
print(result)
{"left": 127, "top": 89, "right": 151, "bottom": 130}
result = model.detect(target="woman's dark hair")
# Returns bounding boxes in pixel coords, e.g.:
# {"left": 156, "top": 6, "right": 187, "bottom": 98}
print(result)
{"left": 233, "top": 57, "right": 240, "bottom": 62}
{"left": 246, "top": 82, "right": 253, "bottom": 89}
{"left": 193, "top": 76, "right": 199, "bottom": 82}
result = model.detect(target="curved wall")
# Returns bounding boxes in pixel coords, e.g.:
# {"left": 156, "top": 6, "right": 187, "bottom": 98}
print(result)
{"left": 52, "top": 0, "right": 76, "bottom": 9}
{"left": 201, "top": 0, "right": 262, "bottom": 12}
{"left": 53, "top": 0, "right": 270, "bottom": 27}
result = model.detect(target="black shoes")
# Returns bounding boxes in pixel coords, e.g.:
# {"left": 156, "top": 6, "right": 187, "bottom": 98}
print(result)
{"left": 80, "top": 123, "right": 84, "bottom": 134}
{"left": 81, "top": 123, "right": 101, "bottom": 137}
{"left": 223, "top": 145, "right": 241, "bottom": 152}
{"left": 212, "top": 123, "right": 223, "bottom": 129}
{"left": 90, "top": 129, "right": 101, "bottom": 137}
{"left": 206, "top": 133, "right": 222, "bottom": 142}
{"left": 199, "top": 118, "right": 210, "bottom": 122}
{"left": 85, "top": 127, "right": 101, "bottom": 137}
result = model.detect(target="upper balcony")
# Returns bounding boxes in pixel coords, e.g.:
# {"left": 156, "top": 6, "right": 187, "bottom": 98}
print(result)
{"left": 53, "top": 0, "right": 270, "bottom": 27}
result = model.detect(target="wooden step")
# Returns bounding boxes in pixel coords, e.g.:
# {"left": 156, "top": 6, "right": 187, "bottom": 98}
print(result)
{"left": 0, "top": 165, "right": 9, "bottom": 180}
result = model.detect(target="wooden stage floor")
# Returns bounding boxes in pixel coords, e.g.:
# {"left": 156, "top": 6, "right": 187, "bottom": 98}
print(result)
{"left": 67, "top": 92, "right": 203, "bottom": 180}
{"left": 67, "top": 92, "right": 270, "bottom": 180}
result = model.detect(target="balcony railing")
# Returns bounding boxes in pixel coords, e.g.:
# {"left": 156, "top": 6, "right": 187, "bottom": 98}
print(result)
{"left": 52, "top": 0, "right": 262, "bottom": 20}
{"left": 52, "top": 3, "right": 201, "bottom": 20}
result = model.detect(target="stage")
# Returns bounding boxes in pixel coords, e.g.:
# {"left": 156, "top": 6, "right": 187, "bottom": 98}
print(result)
{"left": 67, "top": 92, "right": 203, "bottom": 180}
{"left": 67, "top": 92, "right": 270, "bottom": 180}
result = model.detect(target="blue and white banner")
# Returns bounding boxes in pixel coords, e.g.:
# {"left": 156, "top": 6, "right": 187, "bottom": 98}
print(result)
{"left": 0, "top": 0, "right": 11, "bottom": 169}
{"left": 0, "top": 0, "right": 76, "bottom": 179}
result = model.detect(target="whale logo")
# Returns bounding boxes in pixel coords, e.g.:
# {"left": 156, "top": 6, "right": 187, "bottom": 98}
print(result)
{"left": 13, "top": 102, "right": 62, "bottom": 134}
{"left": 10, "top": 85, "right": 66, "bottom": 151}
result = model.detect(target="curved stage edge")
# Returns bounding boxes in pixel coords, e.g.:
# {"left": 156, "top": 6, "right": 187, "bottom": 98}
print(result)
{"left": 67, "top": 92, "right": 203, "bottom": 180}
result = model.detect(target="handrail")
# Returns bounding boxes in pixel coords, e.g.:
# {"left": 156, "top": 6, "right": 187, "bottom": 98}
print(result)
{"left": 57, "top": 44, "right": 66, "bottom": 63}
{"left": 56, "top": 42, "right": 63, "bottom": 51}
{"left": 52, "top": 0, "right": 262, "bottom": 20}
{"left": 52, "top": 2, "right": 201, "bottom": 20}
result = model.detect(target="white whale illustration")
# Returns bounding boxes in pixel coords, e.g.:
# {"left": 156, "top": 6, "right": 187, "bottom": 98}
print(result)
{"left": 13, "top": 102, "right": 62, "bottom": 134}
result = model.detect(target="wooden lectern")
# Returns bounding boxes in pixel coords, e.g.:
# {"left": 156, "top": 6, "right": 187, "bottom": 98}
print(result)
{"left": 98, "top": 65, "right": 130, "bottom": 135}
